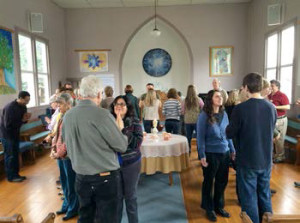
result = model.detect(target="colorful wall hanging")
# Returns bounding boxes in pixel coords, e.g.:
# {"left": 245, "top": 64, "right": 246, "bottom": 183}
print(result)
{"left": 0, "top": 26, "right": 16, "bottom": 95}
{"left": 78, "top": 50, "right": 109, "bottom": 72}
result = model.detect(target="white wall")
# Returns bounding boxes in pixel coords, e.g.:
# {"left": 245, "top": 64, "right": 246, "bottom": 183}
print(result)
{"left": 122, "top": 19, "right": 191, "bottom": 96}
{"left": 0, "top": 0, "right": 66, "bottom": 116}
{"left": 65, "top": 3, "right": 249, "bottom": 95}
{"left": 248, "top": 0, "right": 300, "bottom": 100}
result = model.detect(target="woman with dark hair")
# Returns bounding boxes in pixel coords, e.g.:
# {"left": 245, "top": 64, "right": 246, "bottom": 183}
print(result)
{"left": 197, "top": 90, "right": 235, "bottom": 222}
{"left": 162, "top": 88, "right": 181, "bottom": 134}
{"left": 110, "top": 95, "right": 143, "bottom": 223}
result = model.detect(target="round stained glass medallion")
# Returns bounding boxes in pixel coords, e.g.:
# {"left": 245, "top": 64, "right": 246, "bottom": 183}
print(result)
{"left": 142, "top": 48, "right": 172, "bottom": 77}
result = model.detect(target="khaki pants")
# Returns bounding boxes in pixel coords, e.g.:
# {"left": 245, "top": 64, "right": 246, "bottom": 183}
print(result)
{"left": 274, "top": 117, "right": 288, "bottom": 160}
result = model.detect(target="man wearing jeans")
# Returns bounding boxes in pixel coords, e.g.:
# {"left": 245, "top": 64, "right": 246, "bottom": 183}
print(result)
{"left": 0, "top": 91, "right": 31, "bottom": 182}
{"left": 62, "top": 75, "right": 128, "bottom": 223}
{"left": 268, "top": 80, "right": 290, "bottom": 163}
{"left": 226, "top": 73, "right": 277, "bottom": 223}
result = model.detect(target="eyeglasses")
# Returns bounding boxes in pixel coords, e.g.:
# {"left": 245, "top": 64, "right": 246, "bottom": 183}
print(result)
{"left": 114, "top": 103, "right": 126, "bottom": 107}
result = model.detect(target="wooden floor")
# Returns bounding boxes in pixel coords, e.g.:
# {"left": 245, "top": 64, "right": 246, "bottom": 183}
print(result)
{"left": 180, "top": 146, "right": 300, "bottom": 223}
{"left": 0, "top": 148, "right": 299, "bottom": 223}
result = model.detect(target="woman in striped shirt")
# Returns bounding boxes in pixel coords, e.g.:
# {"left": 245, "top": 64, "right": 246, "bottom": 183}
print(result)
{"left": 162, "top": 88, "right": 181, "bottom": 134}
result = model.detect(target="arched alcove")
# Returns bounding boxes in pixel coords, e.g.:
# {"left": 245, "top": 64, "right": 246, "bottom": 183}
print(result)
{"left": 120, "top": 17, "right": 192, "bottom": 96}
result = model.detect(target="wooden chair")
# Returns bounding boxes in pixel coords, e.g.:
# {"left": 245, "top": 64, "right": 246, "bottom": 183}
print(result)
{"left": 241, "top": 212, "right": 300, "bottom": 223}
{"left": 0, "top": 213, "right": 55, "bottom": 223}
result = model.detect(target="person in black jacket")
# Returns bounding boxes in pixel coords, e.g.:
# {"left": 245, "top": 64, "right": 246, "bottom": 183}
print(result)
{"left": 0, "top": 91, "right": 31, "bottom": 182}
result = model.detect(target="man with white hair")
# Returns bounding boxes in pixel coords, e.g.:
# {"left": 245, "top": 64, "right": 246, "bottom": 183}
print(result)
{"left": 212, "top": 78, "right": 228, "bottom": 105}
{"left": 62, "top": 75, "right": 128, "bottom": 223}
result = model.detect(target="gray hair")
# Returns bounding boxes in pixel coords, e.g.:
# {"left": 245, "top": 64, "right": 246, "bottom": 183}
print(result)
{"left": 56, "top": 93, "right": 73, "bottom": 105}
{"left": 79, "top": 75, "right": 102, "bottom": 98}
{"left": 270, "top": 79, "right": 280, "bottom": 89}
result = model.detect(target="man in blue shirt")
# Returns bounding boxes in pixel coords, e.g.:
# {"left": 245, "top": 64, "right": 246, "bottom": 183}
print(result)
{"left": 0, "top": 91, "right": 31, "bottom": 182}
{"left": 226, "top": 73, "right": 276, "bottom": 223}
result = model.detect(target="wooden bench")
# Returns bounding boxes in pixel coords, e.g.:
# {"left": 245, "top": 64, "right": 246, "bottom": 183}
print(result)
{"left": 0, "top": 213, "right": 55, "bottom": 223}
{"left": 20, "top": 119, "right": 50, "bottom": 144}
{"left": 241, "top": 212, "right": 300, "bottom": 223}
{"left": 284, "top": 118, "right": 300, "bottom": 165}
{"left": 18, "top": 119, "right": 50, "bottom": 166}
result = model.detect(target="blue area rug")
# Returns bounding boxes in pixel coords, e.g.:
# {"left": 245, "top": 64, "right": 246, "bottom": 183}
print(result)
{"left": 121, "top": 173, "right": 188, "bottom": 223}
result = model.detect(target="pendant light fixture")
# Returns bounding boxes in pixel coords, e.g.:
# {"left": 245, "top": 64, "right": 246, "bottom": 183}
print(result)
{"left": 151, "top": 0, "right": 161, "bottom": 36}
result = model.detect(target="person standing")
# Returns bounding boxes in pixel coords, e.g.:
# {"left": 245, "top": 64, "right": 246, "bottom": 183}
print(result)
{"left": 226, "top": 73, "right": 277, "bottom": 223}
{"left": 182, "top": 85, "right": 204, "bottom": 152}
{"left": 162, "top": 88, "right": 182, "bottom": 134}
{"left": 212, "top": 78, "right": 228, "bottom": 105}
{"left": 139, "top": 89, "right": 161, "bottom": 133}
{"left": 0, "top": 91, "right": 31, "bottom": 182}
{"left": 111, "top": 96, "right": 143, "bottom": 223}
{"left": 100, "top": 86, "right": 114, "bottom": 109}
{"left": 268, "top": 80, "right": 290, "bottom": 163}
{"left": 62, "top": 75, "right": 127, "bottom": 223}
{"left": 124, "top": 85, "right": 139, "bottom": 119}
{"left": 197, "top": 90, "right": 235, "bottom": 222}
{"left": 50, "top": 93, "right": 79, "bottom": 221}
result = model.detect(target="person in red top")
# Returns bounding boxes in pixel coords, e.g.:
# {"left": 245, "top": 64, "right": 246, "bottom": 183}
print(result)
{"left": 268, "top": 80, "right": 290, "bottom": 163}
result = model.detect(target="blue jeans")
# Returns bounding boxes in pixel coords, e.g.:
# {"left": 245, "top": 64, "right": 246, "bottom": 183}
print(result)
{"left": 75, "top": 170, "right": 123, "bottom": 223}
{"left": 120, "top": 159, "right": 141, "bottom": 223}
{"left": 165, "top": 119, "right": 180, "bottom": 134}
{"left": 185, "top": 123, "right": 196, "bottom": 151}
{"left": 1, "top": 138, "right": 20, "bottom": 181}
{"left": 237, "top": 167, "right": 272, "bottom": 223}
{"left": 57, "top": 159, "right": 79, "bottom": 215}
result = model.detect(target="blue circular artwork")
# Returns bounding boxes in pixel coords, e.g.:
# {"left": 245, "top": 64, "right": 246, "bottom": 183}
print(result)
{"left": 142, "top": 48, "right": 172, "bottom": 77}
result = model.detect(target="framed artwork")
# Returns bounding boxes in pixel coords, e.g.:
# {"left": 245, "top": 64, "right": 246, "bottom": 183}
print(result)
{"left": 209, "top": 46, "right": 233, "bottom": 77}
{"left": 142, "top": 48, "right": 172, "bottom": 77}
{"left": 0, "top": 26, "right": 16, "bottom": 95}
{"left": 78, "top": 51, "right": 108, "bottom": 72}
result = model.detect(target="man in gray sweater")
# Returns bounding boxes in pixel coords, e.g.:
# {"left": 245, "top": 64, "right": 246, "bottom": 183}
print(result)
{"left": 62, "top": 75, "right": 128, "bottom": 223}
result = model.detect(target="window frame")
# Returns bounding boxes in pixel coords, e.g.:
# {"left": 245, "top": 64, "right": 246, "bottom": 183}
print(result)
{"left": 264, "top": 19, "right": 297, "bottom": 102}
{"left": 15, "top": 27, "right": 51, "bottom": 108}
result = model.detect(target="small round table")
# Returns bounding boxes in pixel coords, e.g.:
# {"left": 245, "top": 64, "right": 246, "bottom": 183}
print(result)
{"left": 140, "top": 133, "right": 190, "bottom": 185}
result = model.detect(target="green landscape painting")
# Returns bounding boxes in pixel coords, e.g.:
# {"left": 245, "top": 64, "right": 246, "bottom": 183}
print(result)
{"left": 0, "top": 28, "right": 16, "bottom": 95}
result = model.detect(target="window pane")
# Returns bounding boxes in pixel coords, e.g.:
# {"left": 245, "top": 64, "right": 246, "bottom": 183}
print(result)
{"left": 267, "top": 33, "right": 278, "bottom": 68}
{"left": 18, "top": 35, "right": 33, "bottom": 71}
{"left": 21, "top": 72, "right": 36, "bottom": 107}
{"left": 281, "top": 26, "right": 295, "bottom": 66}
{"left": 35, "top": 41, "right": 48, "bottom": 73}
{"left": 280, "top": 66, "right": 293, "bottom": 102}
{"left": 266, "top": 69, "right": 276, "bottom": 81}
{"left": 38, "top": 74, "right": 49, "bottom": 105}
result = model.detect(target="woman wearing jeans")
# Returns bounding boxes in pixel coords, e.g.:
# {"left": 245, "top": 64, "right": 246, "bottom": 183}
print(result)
{"left": 111, "top": 95, "right": 143, "bottom": 223}
{"left": 181, "top": 85, "right": 204, "bottom": 152}
{"left": 197, "top": 90, "right": 235, "bottom": 222}
{"left": 162, "top": 88, "right": 182, "bottom": 134}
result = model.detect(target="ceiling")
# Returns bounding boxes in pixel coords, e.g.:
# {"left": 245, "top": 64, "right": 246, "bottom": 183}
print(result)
{"left": 51, "top": 0, "right": 251, "bottom": 9}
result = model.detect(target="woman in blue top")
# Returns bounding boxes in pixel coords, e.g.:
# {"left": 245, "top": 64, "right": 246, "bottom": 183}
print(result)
{"left": 197, "top": 90, "right": 235, "bottom": 222}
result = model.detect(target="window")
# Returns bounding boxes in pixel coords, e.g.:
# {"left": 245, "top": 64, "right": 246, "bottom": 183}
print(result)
{"left": 265, "top": 22, "right": 295, "bottom": 102}
{"left": 17, "top": 30, "right": 50, "bottom": 107}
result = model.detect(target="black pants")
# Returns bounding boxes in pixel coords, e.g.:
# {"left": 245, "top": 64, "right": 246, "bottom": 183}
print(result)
{"left": 201, "top": 152, "right": 230, "bottom": 211}
{"left": 75, "top": 170, "right": 123, "bottom": 223}
{"left": 1, "top": 138, "right": 20, "bottom": 181}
